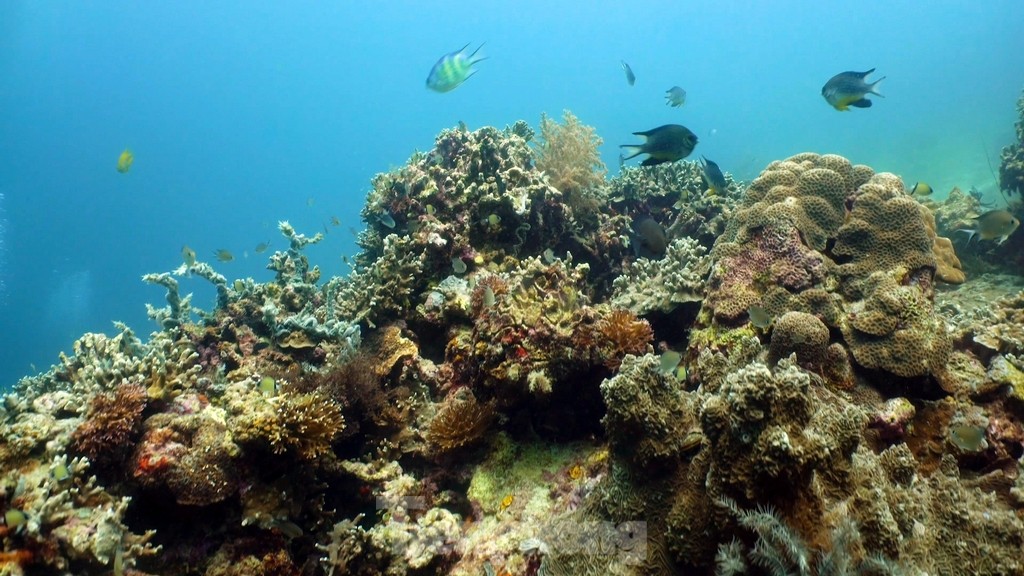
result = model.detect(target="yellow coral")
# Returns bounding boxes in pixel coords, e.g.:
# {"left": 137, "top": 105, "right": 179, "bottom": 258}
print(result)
{"left": 533, "top": 110, "right": 607, "bottom": 219}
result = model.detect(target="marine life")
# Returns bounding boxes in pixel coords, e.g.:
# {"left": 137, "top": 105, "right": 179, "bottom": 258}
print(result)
{"left": 378, "top": 212, "right": 396, "bottom": 229}
{"left": 748, "top": 305, "right": 773, "bottom": 329}
{"left": 665, "top": 86, "right": 686, "bottom": 107}
{"left": 499, "top": 494, "right": 514, "bottom": 513}
{"left": 482, "top": 285, "right": 495, "bottom": 307}
{"left": 620, "top": 124, "right": 698, "bottom": 167}
{"left": 632, "top": 216, "right": 667, "bottom": 257}
{"left": 254, "top": 241, "right": 271, "bottom": 253}
{"left": 3, "top": 509, "right": 27, "bottom": 532}
{"left": 452, "top": 257, "right": 468, "bottom": 274}
{"left": 51, "top": 461, "right": 71, "bottom": 482}
{"left": 700, "top": 156, "right": 728, "bottom": 195}
{"left": 116, "top": 148, "right": 134, "bottom": 173}
{"left": 258, "top": 376, "right": 277, "bottom": 396}
{"left": 659, "top": 350, "right": 682, "bottom": 376}
{"left": 949, "top": 424, "right": 987, "bottom": 452}
{"left": 909, "top": 182, "right": 933, "bottom": 196}
{"left": 426, "top": 43, "right": 486, "bottom": 93}
{"left": 956, "top": 209, "right": 1020, "bottom": 244}
{"left": 620, "top": 60, "right": 636, "bottom": 86}
{"left": 181, "top": 245, "right": 196, "bottom": 267}
{"left": 330, "top": 216, "right": 341, "bottom": 226}
{"left": 821, "top": 68, "right": 885, "bottom": 110}
{"left": 568, "top": 464, "right": 584, "bottom": 480}
{"left": 213, "top": 249, "right": 234, "bottom": 262}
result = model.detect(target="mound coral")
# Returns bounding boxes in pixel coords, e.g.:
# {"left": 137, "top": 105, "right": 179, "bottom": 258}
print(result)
{"left": 691, "top": 153, "right": 951, "bottom": 382}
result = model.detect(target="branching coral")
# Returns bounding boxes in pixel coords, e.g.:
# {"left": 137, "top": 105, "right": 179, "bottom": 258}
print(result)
{"left": 999, "top": 87, "right": 1024, "bottom": 196}
{"left": 70, "top": 382, "right": 147, "bottom": 466}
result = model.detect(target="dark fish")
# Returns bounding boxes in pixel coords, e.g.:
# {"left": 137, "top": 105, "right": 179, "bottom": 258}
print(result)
{"left": 620, "top": 125, "right": 698, "bottom": 167}
{"left": 700, "top": 156, "right": 728, "bottom": 195}
{"left": 621, "top": 60, "right": 636, "bottom": 86}
{"left": 632, "top": 216, "right": 667, "bottom": 257}
{"left": 821, "top": 68, "right": 885, "bottom": 111}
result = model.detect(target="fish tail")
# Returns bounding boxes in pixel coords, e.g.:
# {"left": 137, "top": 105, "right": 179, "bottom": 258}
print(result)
{"left": 869, "top": 76, "right": 886, "bottom": 97}
{"left": 468, "top": 42, "right": 486, "bottom": 62}
{"left": 954, "top": 228, "right": 977, "bottom": 243}
{"left": 619, "top": 145, "right": 643, "bottom": 161}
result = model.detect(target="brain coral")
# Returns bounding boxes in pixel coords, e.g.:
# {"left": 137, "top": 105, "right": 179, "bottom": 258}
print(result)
{"left": 692, "top": 153, "right": 951, "bottom": 382}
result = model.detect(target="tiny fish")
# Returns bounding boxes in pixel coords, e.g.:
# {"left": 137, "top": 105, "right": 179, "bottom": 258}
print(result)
{"left": 181, "top": 245, "right": 197, "bottom": 267}
{"left": 620, "top": 125, "right": 698, "bottom": 167}
{"left": 258, "top": 376, "right": 277, "bottom": 396}
{"left": 426, "top": 43, "right": 486, "bottom": 93}
{"left": 620, "top": 60, "right": 636, "bottom": 86}
{"left": 51, "top": 461, "right": 71, "bottom": 482}
{"left": 378, "top": 213, "right": 396, "bottom": 229}
{"left": 499, "top": 494, "right": 514, "bottom": 513}
{"left": 957, "top": 210, "right": 1020, "bottom": 245}
{"left": 214, "top": 248, "right": 234, "bottom": 262}
{"left": 4, "top": 509, "right": 27, "bottom": 530}
{"left": 483, "top": 286, "right": 495, "bottom": 307}
{"left": 254, "top": 241, "right": 271, "bottom": 253}
{"left": 452, "top": 257, "right": 468, "bottom": 274}
{"left": 949, "top": 424, "right": 986, "bottom": 452}
{"left": 659, "top": 350, "right": 682, "bottom": 376}
{"left": 700, "top": 156, "right": 728, "bottom": 195}
{"left": 330, "top": 216, "right": 341, "bottom": 226}
{"left": 665, "top": 86, "right": 686, "bottom": 107}
{"left": 909, "top": 182, "right": 933, "bottom": 196}
{"left": 821, "top": 68, "right": 885, "bottom": 111}
{"left": 748, "top": 305, "right": 772, "bottom": 329}
{"left": 116, "top": 148, "right": 134, "bottom": 173}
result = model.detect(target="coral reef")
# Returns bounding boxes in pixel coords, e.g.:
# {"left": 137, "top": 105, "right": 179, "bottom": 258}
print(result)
{"left": 1000, "top": 87, "right": 1024, "bottom": 196}
{"left": 7, "top": 116, "right": 1024, "bottom": 576}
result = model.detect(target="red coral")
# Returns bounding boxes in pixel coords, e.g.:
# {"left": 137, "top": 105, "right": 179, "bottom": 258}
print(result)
{"left": 70, "top": 382, "right": 147, "bottom": 466}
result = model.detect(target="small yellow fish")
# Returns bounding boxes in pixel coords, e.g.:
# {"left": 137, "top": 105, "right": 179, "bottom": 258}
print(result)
{"left": 116, "top": 148, "right": 134, "bottom": 173}
{"left": 957, "top": 210, "right": 1021, "bottom": 245}
{"left": 568, "top": 464, "right": 584, "bottom": 480}
{"left": 499, "top": 494, "right": 514, "bottom": 513}
{"left": 258, "top": 376, "right": 277, "bottom": 396}
{"left": 910, "top": 182, "right": 933, "bottom": 196}
{"left": 214, "top": 249, "right": 234, "bottom": 262}
{"left": 181, "top": 245, "right": 197, "bottom": 267}
{"left": 254, "top": 241, "right": 271, "bottom": 253}
{"left": 748, "top": 305, "right": 773, "bottom": 329}
{"left": 51, "top": 462, "right": 71, "bottom": 482}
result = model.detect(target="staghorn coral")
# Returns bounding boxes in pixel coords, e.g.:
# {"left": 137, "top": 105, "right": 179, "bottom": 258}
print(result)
{"left": 425, "top": 387, "right": 495, "bottom": 454}
{"left": 70, "top": 382, "right": 147, "bottom": 467}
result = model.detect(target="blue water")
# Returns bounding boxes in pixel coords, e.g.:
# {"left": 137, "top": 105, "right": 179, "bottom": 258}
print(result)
{"left": 1, "top": 1, "right": 1022, "bottom": 388}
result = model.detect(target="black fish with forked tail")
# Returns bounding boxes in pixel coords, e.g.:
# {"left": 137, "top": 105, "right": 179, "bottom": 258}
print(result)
{"left": 620, "top": 125, "right": 698, "bottom": 167}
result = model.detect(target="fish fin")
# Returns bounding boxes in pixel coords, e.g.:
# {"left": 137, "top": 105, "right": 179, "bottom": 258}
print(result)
{"left": 619, "top": 145, "right": 644, "bottom": 161}
{"left": 857, "top": 68, "right": 876, "bottom": 77}
{"left": 468, "top": 43, "right": 486, "bottom": 64}
{"left": 456, "top": 42, "right": 472, "bottom": 54}
{"left": 868, "top": 76, "right": 886, "bottom": 96}
{"left": 954, "top": 229, "right": 978, "bottom": 244}
{"left": 849, "top": 98, "right": 873, "bottom": 108}
{"left": 641, "top": 157, "right": 668, "bottom": 167}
